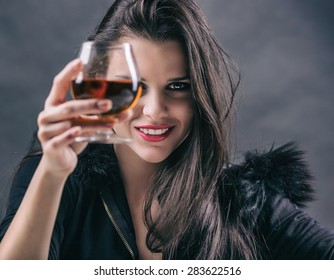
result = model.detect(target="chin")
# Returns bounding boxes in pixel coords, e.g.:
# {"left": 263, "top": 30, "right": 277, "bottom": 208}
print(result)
{"left": 137, "top": 150, "right": 171, "bottom": 164}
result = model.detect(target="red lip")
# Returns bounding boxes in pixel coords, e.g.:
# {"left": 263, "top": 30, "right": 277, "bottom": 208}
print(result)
{"left": 135, "top": 125, "right": 175, "bottom": 142}
{"left": 135, "top": 125, "right": 173, "bottom": 129}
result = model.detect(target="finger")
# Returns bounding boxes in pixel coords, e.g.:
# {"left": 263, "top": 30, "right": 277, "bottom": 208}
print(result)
{"left": 45, "top": 59, "right": 82, "bottom": 108}
{"left": 38, "top": 99, "right": 112, "bottom": 125}
{"left": 38, "top": 121, "right": 72, "bottom": 142}
{"left": 45, "top": 126, "right": 82, "bottom": 150}
{"left": 39, "top": 119, "right": 114, "bottom": 140}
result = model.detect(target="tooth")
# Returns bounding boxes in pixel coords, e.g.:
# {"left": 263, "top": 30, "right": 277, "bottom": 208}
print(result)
{"left": 139, "top": 128, "right": 169, "bottom": 135}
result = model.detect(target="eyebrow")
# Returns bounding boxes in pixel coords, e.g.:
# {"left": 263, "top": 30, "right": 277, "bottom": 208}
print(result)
{"left": 140, "top": 76, "right": 190, "bottom": 83}
{"left": 115, "top": 75, "right": 190, "bottom": 82}
{"left": 167, "top": 76, "right": 190, "bottom": 82}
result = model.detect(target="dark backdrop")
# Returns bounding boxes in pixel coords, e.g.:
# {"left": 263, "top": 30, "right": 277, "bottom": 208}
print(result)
{"left": 1, "top": 0, "right": 333, "bottom": 228}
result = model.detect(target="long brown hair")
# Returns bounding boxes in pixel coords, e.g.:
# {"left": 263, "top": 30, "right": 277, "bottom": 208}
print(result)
{"left": 91, "top": 0, "right": 259, "bottom": 259}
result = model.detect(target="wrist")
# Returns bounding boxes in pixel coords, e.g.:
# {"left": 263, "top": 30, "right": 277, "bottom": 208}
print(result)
{"left": 38, "top": 156, "right": 73, "bottom": 185}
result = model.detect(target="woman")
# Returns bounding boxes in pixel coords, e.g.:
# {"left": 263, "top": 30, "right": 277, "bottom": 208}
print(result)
{"left": 0, "top": 0, "right": 333, "bottom": 259}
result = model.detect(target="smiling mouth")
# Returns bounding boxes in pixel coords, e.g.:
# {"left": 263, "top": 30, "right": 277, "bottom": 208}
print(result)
{"left": 138, "top": 128, "right": 170, "bottom": 135}
{"left": 135, "top": 126, "right": 174, "bottom": 142}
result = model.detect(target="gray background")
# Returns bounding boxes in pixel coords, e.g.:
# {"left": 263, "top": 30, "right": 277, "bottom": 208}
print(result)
{"left": 0, "top": 0, "right": 333, "bottom": 228}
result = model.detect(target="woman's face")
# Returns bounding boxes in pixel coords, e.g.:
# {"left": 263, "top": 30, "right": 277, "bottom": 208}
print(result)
{"left": 113, "top": 37, "right": 193, "bottom": 163}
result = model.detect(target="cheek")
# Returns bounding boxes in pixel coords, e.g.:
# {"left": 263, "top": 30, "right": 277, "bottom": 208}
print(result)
{"left": 183, "top": 109, "right": 193, "bottom": 127}
{"left": 113, "top": 109, "right": 136, "bottom": 136}
{"left": 174, "top": 104, "right": 193, "bottom": 149}
{"left": 179, "top": 101, "right": 194, "bottom": 128}
{"left": 113, "top": 120, "right": 130, "bottom": 136}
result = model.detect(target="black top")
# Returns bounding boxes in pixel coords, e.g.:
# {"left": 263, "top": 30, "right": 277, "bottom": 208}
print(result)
{"left": 0, "top": 143, "right": 334, "bottom": 259}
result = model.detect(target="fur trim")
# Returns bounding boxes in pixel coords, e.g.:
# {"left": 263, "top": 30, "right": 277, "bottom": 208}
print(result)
{"left": 74, "top": 142, "right": 314, "bottom": 214}
{"left": 225, "top": 142, "right": 315, "bottom": 227}
{"left": 239, "top": 142, "right": 314, "bottom": 205}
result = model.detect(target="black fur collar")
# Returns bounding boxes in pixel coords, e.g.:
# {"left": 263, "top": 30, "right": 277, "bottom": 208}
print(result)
{"left": 75, "top": 142, "right": 314, "bottom": 210}
{"left": 231, "top": 142, "right": 314, "bottom": 207}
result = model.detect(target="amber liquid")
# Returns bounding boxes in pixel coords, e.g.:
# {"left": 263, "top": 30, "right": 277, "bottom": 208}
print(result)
{"left": 71, "top": 78, "right": 141, "bottom": 116}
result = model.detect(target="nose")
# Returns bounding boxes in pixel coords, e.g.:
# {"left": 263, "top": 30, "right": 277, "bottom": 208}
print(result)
{"left": 141, "top": 88, "right": 168, "bottom": 120}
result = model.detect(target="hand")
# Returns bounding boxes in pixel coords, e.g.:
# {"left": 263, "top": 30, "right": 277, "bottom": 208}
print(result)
{"left": 37, "top": 59, "right": 116, "bottom": 177}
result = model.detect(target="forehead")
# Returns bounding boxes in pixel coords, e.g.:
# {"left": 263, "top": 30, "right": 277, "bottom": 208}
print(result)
{"left": 118, "top": 37, "right": 188, "bottom": 78}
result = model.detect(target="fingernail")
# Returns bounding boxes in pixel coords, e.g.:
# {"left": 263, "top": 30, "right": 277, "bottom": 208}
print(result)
{"left": 70, "top": 126, "right": 82, "bottom": 137}
{"left": 73, "top": 59, "right": 82, "bottom": 68}
{"left": 97, "top": 100, "right": 112, "bottom": 110}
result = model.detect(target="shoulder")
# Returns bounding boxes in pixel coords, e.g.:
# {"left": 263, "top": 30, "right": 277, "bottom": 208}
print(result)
{"left": 10, "top": 144, "right": 118, "bottom": 195}
{"left": 12, "top": 144, "right": 118, "bottom": 187}
{"left": 8, "top": 153, "right": 43, "bottom": 201}
{"left": 224, "top": 142, "right": 314, "bottom": 224}
{"left": 13, "top": 153, "right": 42, "bottom": 183}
